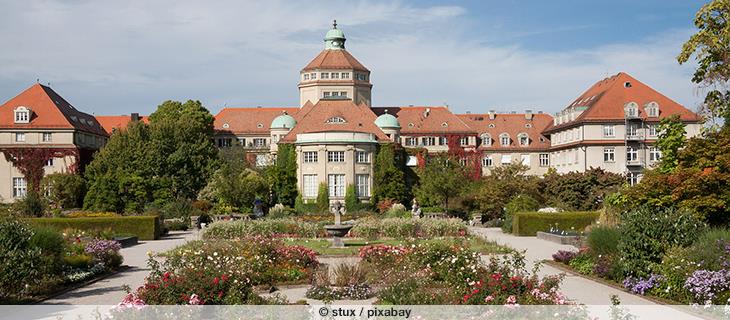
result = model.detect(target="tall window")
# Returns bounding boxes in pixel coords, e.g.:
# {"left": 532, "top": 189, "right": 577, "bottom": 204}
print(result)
{"left": 626, "top": 124, "right": 638, "bottom": 137}
{"left": 302, "top": 174, "right": 318, "bottom": 197}
{"left": 356, "top": 151, "right": 369, "bottom": 163}
{"left": 15, "top": 133, "right": 25, "bottom": 142}
{"left": 627, "top": 146, "right": 638, "bottom": 162}
{"left": 482, "top": 156, "right": 493, "bottom": 167}
{"left": 253, "top": 138, "right": 266, "bottom": 147}
{"left": 341, "top": 72, "right": 350, "bottom": 79}
{"left": 237, "top": 138, "right": 246, "bottom": 146}
{"left": 404, "top": 137, "right": 417, "bottom": 146}
{"left": 460, "top": 137, "right": 469, "bottom": 146}
{"left": 422, "top": 137, "right": 435, "bottom": 146}
{"left": 628, "top": 172, "right": 640, "bottom": 186}
{"left": 518, "top": 133, "right": 529, "bottom": 146}
{"left": 439, "top": 136, "right": 448, "bottom": 145}
{"left": 218, "top": 138, "right": 231, "bottom": 147}
{"left": 42, "top": 132, "right": 52, "bottom": 142}
{"left": 327, "top": 151, "right": 345, "bottom": 162}
{"left": 356, "top": 174, "right": 369, "bottom": 197}
{"left": 328, "top": 174, "right": 345, "bottom": 197}
{"left": 499, "top": 133, "right": 510, "bottom": 146}
{"left": 648, "top": 124, "right": 659, "bottom": 137}
{"left": 14, "top": 107, "right": 30, "bottom": 123}
{"left": 539, "top": 153, "right": 549, "bottom": 167}
{"left": 604, "top": 147, "right": 615, "bottom": 162}
{"left": 12, "top": 177, "right": 26, "bottom": 198}
{"left": 303, "top": 151, "right": 318, "bottom": 163}
{"left": 603, "top": 125, "right": 615, "bottom": 137}
{"left": 649, "top": 147, "right": 662, "bottom": 162}
{"left": 46, "top": 158, "right": 54, "bottom": 167}
{"left": 481, "top": 134, "right": 492, "bottom": 146}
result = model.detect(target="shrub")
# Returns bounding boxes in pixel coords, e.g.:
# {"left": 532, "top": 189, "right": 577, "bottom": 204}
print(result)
{"left": 41, "top": 173, "right": 86, "bottom": 209}
{"left": 618, "top": 206, "right": 705, "bottom": 277}
{"left": 316, "top": 183, "right": 329, "bottom": 213}
{"left": 63, "top": 254, "right": 93, "bottom": 269}
{"left": 161, "top": 198, "right": 199, "bottom": 220}
{"left": 511, "top": 211, "right": 599, "bottom": 236}
{"left": 376, "top": 199, "right": 397, "bottom": 214}
{"left": 202, "top": 219, "right": 321, "bottom": 239}
{"left": 28, "top": 216, "right": 161, "bottom": 240}
{"left": 64, "top": 211, "right": 119, "bottom": 218}
{"left": 267, "top": 204, "right": 296, "bottom": 219}
{"left": 568, "top": 250, "right": 594, "bottom": 275}
{"left": 0, "top": 219, "right": 52, "bottom": 300}
{"left": 332, "top": 264, "right": 368, "bottom": 287}
{"left": 29, "top": 226, "right": 65, "bottom": 272}
{"left": 587, "top": 226, "right": 621, "bottom": 256}
{"left": 191, "top": 200, "right": 211, "bottom": 212}
{"left": 164, "top": 219, "right": 189, "bottom": 231}
{"left": 85, "top": 239, "right": 123, "bottom": 269}
{"left": 384, "top": 207, "right": 410, "bottom": 218}
{"left": 12, "top": 192, "right": 46, "bottom": 217}
{"left": 350, "top": 218, "right": 467, "bottom": 239}
{"left": 552, "top": 250, "right": 577, "bottom": 264}
{"left": 344, "top": 185, "right": 359, "bottom": 212}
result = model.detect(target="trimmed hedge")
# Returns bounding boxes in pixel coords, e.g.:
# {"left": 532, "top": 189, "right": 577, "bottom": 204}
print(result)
{"left": 202, "top": 218, "right": 323, "bottom": 239}
{"left": 512, "top": 211, "right": 599, "bottom": 236}
{"left": 28, "top": 216, "right": 161, "bottom": 240}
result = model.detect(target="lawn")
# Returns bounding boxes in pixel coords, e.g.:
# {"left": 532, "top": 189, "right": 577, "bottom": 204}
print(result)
{"left": 283, "top": 236, "right": 512, "bottom": 256}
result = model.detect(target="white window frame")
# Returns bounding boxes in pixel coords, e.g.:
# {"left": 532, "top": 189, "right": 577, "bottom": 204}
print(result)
{"left": 627, "top": 146, "right": 638, "bottom": 162}
{"left": 500, "top": 134, "right": 510, "bottom": 146}
{"left": 439, "top": 136, "right": 448, "bottom": 145}
{"left": 649, "top": 147, "right": 661, "bottom": 162}
{"left": 303, "top": 151, "right": 318, "bottom": 163}
{"left": 331, "top": 72, "right": 340, "bottom": 79}
{"left": 42, "top": 132, "right": 52, "bottom": 142}
{"left": 603, "top": 125, "right": 615, "bottom": 137}
{"left": 404, "top": 137, "right": 417, "bottom": 146}
{"left": 356, "top": 174, "right": 369, "bottom": 197}
{"left": 518, "top": 133, "right": 529, "bottom": 146}
{"left": 310, "top": 73, "right": 317, "bottom": 80}
{"left": 604, "top": 147, "right": 615, "bottom": 162}
{"left": 648, "top": 124, "right": 659, "bottom": 137}
{"left": 327, "top": 151, "right": 345, "bottom": 162}
{"left": 482, "top": 156, "right": 493, "bottom": 167}
{"left": 460, "top": 137, "right": 469, "bottom": 146}
{"left": 355, "top": 151, "right": 369, "bottom": 163}
{"left": 628, "top": 172, "right": 640, "bottom": 186}
{"left": 12, "top": 177, "right": 27, "bottom": 198}
{"left": 341, "top": 72, "right": 350, "bottom": 79}
{"left": 14, "top": 107, "right": 30, "bottom": 124}
{"left": 253, "top": 138, "right": 266, "bottom": 147}
{"left": 302, "top": 174, "right": 318, "bottom": 197}
{"left": 626, "top": 124, "right": 638, "bottom": 137}
{"left": 422, "top": 137, "right": 435, "bottom": 146}
{"left": 539, "top": 153, "right": 549, "bottom": 167}
{"left": 328, "top": 174, "right": 345, "bottom": 197}
{"left": 481, "top": 134, "right": 492, "bottom": 146}
{"left": 321, "top": 72, "right": 329, "bottom": 79}
{"left": 303, "top": 74, "right": 310, "bottom": 81}
{"left": 15, "top": 133, "right": 25, "bottom": 142}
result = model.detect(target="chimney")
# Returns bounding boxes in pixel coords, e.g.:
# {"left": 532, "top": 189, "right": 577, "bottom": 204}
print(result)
{"left": 488, "top": 110, "right": 496, "bottom": 120}
{"left": 424, "top": 108, "right": 431, "bottom": 118}
{"left": 131, "top": 113, "right": 140, "bottom": 121}
{"left": 525, "top": 109, "right": 533, "bottom": 120}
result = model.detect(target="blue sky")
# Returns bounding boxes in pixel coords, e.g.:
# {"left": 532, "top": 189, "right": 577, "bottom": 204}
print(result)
{"left": 0, "top": 0, "right": 708, "bottom": 116}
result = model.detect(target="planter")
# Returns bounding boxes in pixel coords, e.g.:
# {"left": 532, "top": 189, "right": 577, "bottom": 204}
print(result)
{"left": 113, "top": 235, "right": 138, "bottom": 248}
{"left": 537, "top": 231, "right": 582, "bottom": 247}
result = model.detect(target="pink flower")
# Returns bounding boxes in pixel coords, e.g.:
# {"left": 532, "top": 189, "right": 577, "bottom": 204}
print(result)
{"left": 505, "top": 295, "right": 517, "bottom": 304}
{"left": 484, "top": 295, "right": 494, "bottom": 302}
{"left": 188, "top": 293, "right": 202, "bottom": 305}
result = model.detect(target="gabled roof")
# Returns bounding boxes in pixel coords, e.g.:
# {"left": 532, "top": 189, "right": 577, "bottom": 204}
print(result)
{"left": 302, "top": 49, "right": 369, "bottom": 72}
{"left": 214, "top": 107, "right": 299, "bottom": 135}
{"left": 372, "top": 106, "right": 475, "bottom": 135}
{"left": 0, "top": 83, "right": 108, "bottom": 136}
{"left": 544, "top": 72, "right": 701, "bottom": 133}
{"left": 458, "top": 113, "right": 552, "bottom": 151}
{"left": 280, "top": 99, "right": 388, "bottom": 142}
{"left": 96, "top": 115, "right": 149, "bottom": 134}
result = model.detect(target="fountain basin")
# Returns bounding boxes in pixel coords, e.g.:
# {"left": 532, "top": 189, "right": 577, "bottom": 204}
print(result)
{"left": 324, "top": 224, "right": 353, "bottom": 237}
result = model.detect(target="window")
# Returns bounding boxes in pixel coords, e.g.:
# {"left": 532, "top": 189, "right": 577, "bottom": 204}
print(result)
{"left": 217, "top": 138, "right": 231, "bottom": 147}
{"left": 481, "top": 134, "right": 492, "bottom": 146}
{"left": 356, "top": 151, "right": 369, "bottom": 163}
{"left": 627, "top": 146, "right": 638, "bottom": 162}
{"left": 303, "top": 74, "right": 310, "bottom": 80}
{"left": 646, "top": 102, "right": 659, "bottom": 117}
{"left": 404, "top": 137, "right": 417, "bottom": 146}
{"left": 356, "top": 73, "right": 367, "bottom": 81}
{"left": 459, "top": 158, "right": 467, "bottom": 166}
{"left": 253, "top": 138, "right": 266, "bottom": 147}
{"left": 12, "top": 177, "right": 26, "bottom": 198}
{"left": 339, "top": 91, "right": 347, "bottom": 97}
{"left": 482, "top": 156, "right": 493, "bottom": 167}
{"left": 328, "top": 174, "right": 345, "bottom": 197}
{"left": 625, "top": 104, "right": 638, "bottom": 117}
{"left": 331, "top": 72, "right": 339, "bottom": 79}
{"left": 327, "top": 151, "right": 345, "bottom": 162}
{"left": 238, "top": 138, "right": 246, "bottom": 146}
{"left": 439, "top": 136, "right": 448, "bottom": 145}
{"left": 604, "top": 147, "right": 615, "bottom": 162}
{"left": 603, "top": 125, "right": 615, "bottom": 137}
{"left": 422, "top": 137, "right": 435, "bottom": 146}
{"left": 501, "top": 154, "right": 512, "bottom": 165}
{"left": 626, "top": 124, "right": 638, "bottom": 137}
{"left": 323, "top": 91, "right": 331, "bottom": 97}
{"left": 649, "top": 147, "right": 662, "bottom": 162}
{"left": 272, "top": 135, "right": 280, "bottom": 143}
{"left": 326, "top": 116, "right": 346, "bottom": 123}
{"left": 321, "top": 72, "right": 329, "bottom": 79}
{"left": 518, "top": 133, "right": 529, "bottom": 146}
{"left": 341, "top": 72, "right": 350, "bottom": 79}
{"left": 539, "top": 153, "right": 549, "bottom": 167}
{"left": 45, "top": 158, "right": 54, "bottom": 167}
{"left": 356, "top": 174, "right": 369, "bottom": 197}
{"left": 460, "top": 137, "right": 469, "bottom": 146}
{"left": 255, "top": 154, "right": 269, "bottom": 167}
{"left": 15, "top": 133, "right": 25, "bottom": 142}
{"left": 628, "top": 172, "right": 640, "bottom": 186}
{"left": 42, "top": 132, "right": 52, "bottom": 142}
{"left": 310, "top": 73, "right": 317, "bottom": 79}
{"left": 648, "top": 124, "right": 659, "bottom": 137}
{"left": 303, "top": 174, "right": 318, "bottom": 197}
{"left": 14, "top": 107, "right": 30, "bottom": 123}
{"left": 499, "top": 133, "right": 510, "bottom": 146}
{"left": 303, "top": 151, "right": 318, "bottom": 163}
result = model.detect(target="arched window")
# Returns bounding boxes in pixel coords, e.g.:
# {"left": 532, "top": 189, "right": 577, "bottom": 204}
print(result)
{"left": 480, "top": 133, "right": 492, "bottom": 146}
{"left": 645, "top": 101, "right": 660, "bottom": 117}
{"left": 326, "top": 116, "right": 346, "bottom": 124}
{"left": 624, "top": 102, "right": 639, "bottom": 118}
{"left": 499, "top": 133, "right": 510, "bottom": 146}
{"left": 14, "top": 106, "right": 30, "bottom": 124}
{"left": 518, "top": 133, "right": 529, "bottom": 146}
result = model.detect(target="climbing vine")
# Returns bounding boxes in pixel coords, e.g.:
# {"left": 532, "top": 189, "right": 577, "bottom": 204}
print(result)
{"left": 0, "top": 147, "right": 79, "bottom": 193}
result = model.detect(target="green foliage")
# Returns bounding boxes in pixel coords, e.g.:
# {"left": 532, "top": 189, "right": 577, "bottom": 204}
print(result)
{"left": 373, "top": 144, "right": 408, "bottom": 204}
{"left": 656, "top": 115, "right": 686, "bottom": 173}
{"left": 316, "top": 183, "right": 329, "bottom": 213}
{"left": 618, "top": 206, "right": 706, "bottom": 277}
{"left": 568, "top": 252, "right": 595, "bottom": 275}
{"left": 511, "top": 211, "right": 599, "bottom": 236}
{"left": 63, "top": 254, "right": 92, "bottom": 269}
{"left": 29, "top": 226, "right": 65, "bottom": 272}
{"left": 163, "top": 219, "right": 189, "bottom": 231}
{"left": 202, "top": 219, "right": 321, "bottom": 239}
{"left": 350, "top": 217, "right": 467, "bottom": 239}
{"left": 294, "top": 193, "right": 318, "bottom": 214}
{"left": 199, "top": 149, "right": 268, "bottom": 213}
{"left": 0, "top": 219, "right": 47, "bottom": 300}
{"left": 502, "top": 194, "right": 539, "bottom": 233}
{"left": 414, "top": 154, "right": 469, "bottom": 213}
{"left": 587, "top": 226, "right": 621, "bottom": 256}
{"left": 41, "top": 173, "right": 86, "bottom": 209}
{"left": 11, "top": 191, "right": 46, "bottom": 217}
{"left": 540, "top": 168, "right": 624, "bottom": 211}
{"left": 345, "top": 184, "right": 360, "bottom": 212}
{"left": 161, "top": 198, "right": 199, "bottom": 220}
{"left": 29, "top": 216, "right": 161, "bottom": 240}
{"left": 474, "top": 164, "right": 541, "bottom": 220}
{"left": 267, "top": 144, "right": 298, "bottom": 206}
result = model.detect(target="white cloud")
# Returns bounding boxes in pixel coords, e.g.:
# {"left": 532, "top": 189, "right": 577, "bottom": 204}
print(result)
{"left": 0, "top": 0, "right": 702, "bottom": 116}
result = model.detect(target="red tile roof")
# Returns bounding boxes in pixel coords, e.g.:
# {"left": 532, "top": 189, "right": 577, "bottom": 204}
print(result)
{"left": 372, "top": 106, "right": 475, "bottom": 135}
{"left": 96, "top": 115, "right": 149, "bottom": 134}
{"left": 458, "top": 113, "right": 552, "bottom": 151}
{"left": 302, "top": 49, "right": 369, "bottom": 72}
{"left": 0, "top": 83, "right": 108, "bottom": 136}
{"left": 281, "top": 99, "right": 388, "bottom": 142}
{"left": 544, "top": 72, "right": 701, "bottom": 133}
{"left": 214, "top": 107, "right": 299, "bottom": 135}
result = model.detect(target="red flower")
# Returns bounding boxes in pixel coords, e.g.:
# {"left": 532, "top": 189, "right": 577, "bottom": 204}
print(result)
{"left": 218, "top": 291, "right": 223, "bottom": 299}
{"left": 213, "top": 277, "right": 220, "bottom": 285}
{"left": 221, "top": 274, "right": 229, "bottom": 282}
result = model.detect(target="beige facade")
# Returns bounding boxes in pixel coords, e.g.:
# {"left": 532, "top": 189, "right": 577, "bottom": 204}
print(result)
{"left": 480, "top": 151, "right": 551, "bottom": 176}
{"left": 298, "top": 69, "right": 372, "bottom": 107}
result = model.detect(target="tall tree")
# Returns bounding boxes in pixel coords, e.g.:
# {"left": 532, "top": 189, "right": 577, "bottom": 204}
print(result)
{"left": 656, "top": 114, "right": 687, "bottom": 173}
{"left": 372, "top": 144, "right": 408, "bottom": 204}
{"left": 267, "top": 143, "right": 298, "bottom": 206}
{"left": 413, "top": 154, "right": 469, "bottom": 214}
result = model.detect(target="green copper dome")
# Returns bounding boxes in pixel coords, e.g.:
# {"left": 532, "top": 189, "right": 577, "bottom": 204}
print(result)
{"left": 271, "top": 113, "right": 296, "bottom": 129}
{"left": 324, "top": 20, "right": 346, "bottom": 50}
{"left": 375, "top": 111, "right": 400, "bottom": 129}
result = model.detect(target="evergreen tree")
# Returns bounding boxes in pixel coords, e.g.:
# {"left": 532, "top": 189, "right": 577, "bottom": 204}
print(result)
{"left": 345, "top": 184, "right": 359, "bottom": 212}
{"left": 373, "top": 143, "right": 407, "bottom": 204}
{"left": 268, "top": 143, "right": 298, "bottom": 206}
{"left": 316, "top": 183, "right": 329, "bottom": 213}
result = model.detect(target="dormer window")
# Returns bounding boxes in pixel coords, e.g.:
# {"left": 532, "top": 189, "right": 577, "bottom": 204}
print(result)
{"left": 326, "top": 116, "right": 346, "bottom": 124}
{"left": 303, "top": 74, "right": 310, "bottom": 81}
{"left": 14, "top": 107, "right": 30, "bottom": 123}
{"left": 518, "top": 133, "right": 530, "bottom": 146}
{"left": 499, "top": 133, "right": 510, "bottom": 146}
{"left": 481, "top": 133, "right": 492, "bottom": 146}
{"left": 624, "top": 102, "right": 639, "bottom": 118}
{"left": 645, "top": 102, "right": 659, "bottom": 117}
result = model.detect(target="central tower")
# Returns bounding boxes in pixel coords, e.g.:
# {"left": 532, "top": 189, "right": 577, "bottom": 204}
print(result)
{"left": 298, "top": 20, "right": 372, "bottom": 107}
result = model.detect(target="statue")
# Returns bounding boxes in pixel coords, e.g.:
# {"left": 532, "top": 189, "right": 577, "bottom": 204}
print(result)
{"left": 411, "top": 198, "right": 422, "bottom": 220}
{"left": 253, "top": 198, "right": 264, "bottom": 219}
{"left": 323, "top": 201, "right": 353, "bottom": 248}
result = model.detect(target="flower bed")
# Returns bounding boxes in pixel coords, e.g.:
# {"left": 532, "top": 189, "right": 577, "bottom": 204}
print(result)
{"left": 28, "top": 216, "right": 161, "bottom": 240}
{"left": 350, "top": 217, "right": 467, "bottom": 239}
{"left": 202, "top": 218, "right": 323, "bottom": 239}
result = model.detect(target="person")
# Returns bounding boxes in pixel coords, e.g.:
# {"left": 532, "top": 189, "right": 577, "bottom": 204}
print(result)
{"left": 411, "top": 198, "right": 422, "bottom": 219}
{"left": 253, "top": 198, "right": 264, "bottom": 219}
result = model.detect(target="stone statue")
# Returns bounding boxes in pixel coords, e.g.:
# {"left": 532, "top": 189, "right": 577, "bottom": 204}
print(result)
{"left": 253, "top": 198, "right": 264, "bottom": 219}
{"left": 331, "top": 201, "right": 344, "bottom": 225}
{"left": 324, "top": 201, "right": 352, "bottom": 248}
{"left": 411, "top": 198, "right": 422, "bottom": 220}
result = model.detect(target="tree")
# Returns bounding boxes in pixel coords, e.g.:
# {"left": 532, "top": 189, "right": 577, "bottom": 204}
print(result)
{"left": 678, "top": 0, "right": 730, "bottom": 127}
{"left": 656, "top": 114, "right": 687, "bottom": 173}
{"left": 316, "top": 183, "right": 329, "bottom": 213}
{"left": 198, "top": 146, "right": 267, "bottom": 213}
{"left": 41, "top": 173, "right": 86, "bottom": 209}
{"left": 372, "top": 144, "right": 408, "bottom": 204}
{"left": 267, "top": 144, "right": 298, "bottom": 206}
{"left": 473, "top": 164, "right": 541, "bottom": 220}
{"left": 540, "top": 168, "right": 625, "bottom": 211}
{"left": 413, "top": 154, "right": 469, "bottom": 214}
{"left": 345, "top": 184, "right": 359, "bottom": 212}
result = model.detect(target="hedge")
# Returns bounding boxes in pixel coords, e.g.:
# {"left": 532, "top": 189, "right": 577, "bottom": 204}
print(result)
{"left": 512, "top": 211, "right": 599, "bottom": 236}
{"left": 28, "top": 216, "right": 161, "bottom": 240}
{"left": 202, "top": 218, "right": 323, "bottom": 239}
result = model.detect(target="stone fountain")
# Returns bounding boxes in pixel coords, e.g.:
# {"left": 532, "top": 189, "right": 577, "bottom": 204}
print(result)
{"left": 323, "top": 201, "right": 353, "bottom": 248}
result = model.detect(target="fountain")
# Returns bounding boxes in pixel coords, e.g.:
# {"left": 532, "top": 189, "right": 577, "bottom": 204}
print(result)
{"left": 323, "top": 201, "right": 353, "bottom": 248}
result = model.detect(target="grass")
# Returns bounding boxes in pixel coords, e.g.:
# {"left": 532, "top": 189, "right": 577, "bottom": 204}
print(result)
{"left": 283, "top": 236, "right": 512, "bottom": 256}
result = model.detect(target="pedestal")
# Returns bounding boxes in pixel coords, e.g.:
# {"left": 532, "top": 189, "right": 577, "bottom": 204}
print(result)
{"left": 331, "top": 236, "right": 345, "bottom": 248}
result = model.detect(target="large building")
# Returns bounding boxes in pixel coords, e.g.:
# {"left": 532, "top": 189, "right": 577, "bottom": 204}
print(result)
{"left": 0, "top": 22, "right": 703, "bottom": 203}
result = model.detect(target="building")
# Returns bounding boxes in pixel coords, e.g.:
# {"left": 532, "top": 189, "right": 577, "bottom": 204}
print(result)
{"left": 0, "top": 83, "right": 108, "bottom": 202}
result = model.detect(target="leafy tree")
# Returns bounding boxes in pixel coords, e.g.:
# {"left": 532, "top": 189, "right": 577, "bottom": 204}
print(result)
{"left": 198, "top": 146, "right": 267, "bottom": 213}
{"left": 656, "top": 114, "right": 686, "bottom": 173}
{"left": 345, "top": 184, "right": 359, "bottom": 212}
{"left": 267, "top": 143, "right": 298, "bottom": 206}
{"left": 413, "top": 154, "right": 469, "bottom": 214}
{"left": 474, "top": 164, "right": 541, "bottom": 220}
{"left": 316, "top": 183, "right": 329, "bottom": 213}
{"left": 41, "top": 173, "right": 86, "bottom": 209}
{"left": 373, "top": 144, "right": 408, "bottom": 204}
{"left": 540, "top": 168, "right": 624, "bottom": 211}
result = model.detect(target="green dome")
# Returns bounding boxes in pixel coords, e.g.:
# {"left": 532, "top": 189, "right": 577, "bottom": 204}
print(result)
{"left": 271, "top": 113, "right": 296, "bottom": 129}
{"left": 324, "top": 20, "right": 346, "bottom": 50}
{"left": 375, "top": 112, "right": 400, "bottom": 129}
{"left": 325, "top": 28, "right": 345, "bottom": 40}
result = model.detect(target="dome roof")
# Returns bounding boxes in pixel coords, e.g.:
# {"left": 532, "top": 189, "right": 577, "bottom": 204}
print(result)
{"left": 325, "top": 27, "right": 345, "bottom": 40}
{"left": 375, "top": 111, "right": 400, "bottom": 129}
{"left": 271, "top": 113, "right": 296, "bottom": 129}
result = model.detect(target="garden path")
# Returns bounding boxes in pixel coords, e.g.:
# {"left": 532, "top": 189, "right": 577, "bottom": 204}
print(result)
{"left": 41, "top": 230, "right": 200, "bottom": 305}
{"left": 469, "top": 227, "right": 657, "bottom": 305}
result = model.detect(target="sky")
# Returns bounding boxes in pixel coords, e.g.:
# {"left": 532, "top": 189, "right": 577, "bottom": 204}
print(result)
{"left": 0, "top": 0, "right": 709, "bottom": 116}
